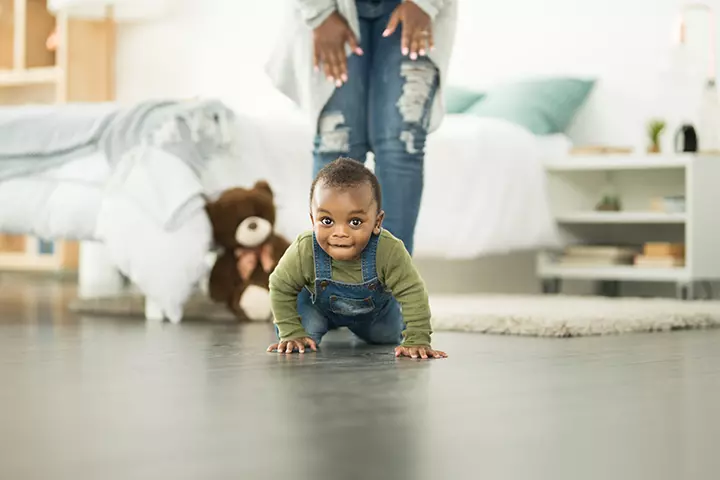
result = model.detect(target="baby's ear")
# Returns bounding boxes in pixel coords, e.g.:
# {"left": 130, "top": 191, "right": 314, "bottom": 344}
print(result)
{"left": 374, "top": 210, "right": 385, "bottom": 234}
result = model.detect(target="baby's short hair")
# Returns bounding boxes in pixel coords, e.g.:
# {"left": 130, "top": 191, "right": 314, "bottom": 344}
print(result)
{"left": 310, "top": 157, "right": 382, "bottom": 210}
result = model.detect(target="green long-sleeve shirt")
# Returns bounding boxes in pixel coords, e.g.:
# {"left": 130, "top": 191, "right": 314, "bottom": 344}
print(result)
{"left": 269, "top": 229, "right": 433, "bottom": 346}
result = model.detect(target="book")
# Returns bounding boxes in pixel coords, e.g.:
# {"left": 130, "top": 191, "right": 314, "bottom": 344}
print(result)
{"left": 634, "top": 255, "right": 685, "bottom": 268}
{"left": 643, "top": 242, "right": 684, "bottom": 258}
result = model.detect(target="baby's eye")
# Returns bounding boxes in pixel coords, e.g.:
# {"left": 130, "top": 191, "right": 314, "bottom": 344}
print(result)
{"left": 320, "top": 217, "right": 333, "bottom": 226}
{"left": 350, "top": 218, "right": 363, "bottom": 227}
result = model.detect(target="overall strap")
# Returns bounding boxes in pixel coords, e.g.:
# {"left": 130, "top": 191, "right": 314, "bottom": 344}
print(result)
{"left": 312, "top": 232, "right": 333, "bottom": 280}
{"left": 360, "top": 233, "right": 380, "bottom": 282}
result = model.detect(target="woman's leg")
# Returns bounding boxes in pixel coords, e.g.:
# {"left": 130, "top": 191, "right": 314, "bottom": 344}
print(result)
{"left": 312, "top": 20, "right": 373, "bottom": 177}
{"left": 367, "top": 16, "right": 439, "bottom": 255}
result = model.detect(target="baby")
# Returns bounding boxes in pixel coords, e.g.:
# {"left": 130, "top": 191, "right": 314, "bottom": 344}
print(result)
{"left": 266, "top": 157, "right": 447, "bottom": 360}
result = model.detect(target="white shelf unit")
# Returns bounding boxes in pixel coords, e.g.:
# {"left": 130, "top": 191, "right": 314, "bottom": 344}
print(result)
{"left": 543, "top": 154, "right": 692, "bottom": 171}
{"left": 537, "top": 153, "right": 720, "bottom": 297}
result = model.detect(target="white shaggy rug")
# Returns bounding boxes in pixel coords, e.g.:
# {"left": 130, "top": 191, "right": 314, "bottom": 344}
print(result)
{"left": 71, "top": 292, "right": 720, "bottom": 338}
{"left": 429, "top": 294, "right": 720, "bottom": 337}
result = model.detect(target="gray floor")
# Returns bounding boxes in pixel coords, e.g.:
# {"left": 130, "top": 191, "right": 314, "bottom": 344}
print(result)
{"left": 1, "top": 275, "right": 719, "bottom": 480}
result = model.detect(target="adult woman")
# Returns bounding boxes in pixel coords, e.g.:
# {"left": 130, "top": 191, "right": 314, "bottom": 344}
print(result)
{"left": 267, "top": 0, "right": 457, "bottom": 254}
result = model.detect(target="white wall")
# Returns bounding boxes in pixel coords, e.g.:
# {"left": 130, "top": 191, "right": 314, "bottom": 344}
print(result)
{"left": 116, "top": 0, "right": 717, "bottom": 148}
{"left": 112, "top": 0, "right": 718, "bottom": 295}
{"left": 115, "top": 0, "right": 294, "bottom": 113}
{"left": 449, "top": 0, "right": 715, "bottom": 149}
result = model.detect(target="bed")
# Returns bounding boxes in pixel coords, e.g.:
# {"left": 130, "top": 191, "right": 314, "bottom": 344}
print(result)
{"left": 0, "top": 99, "right": 236, "bottom": 323}
{"left": 204, "top": 109, "right": 569, "bottom": 260}
{"left": 417, "top": 114, "right": 567, "bottom": 258}
{"left": 204, "top": 74, "right": 595, "bottom": 262}
{"left": 0, "top": 94, "right": 575, "bottom": 323}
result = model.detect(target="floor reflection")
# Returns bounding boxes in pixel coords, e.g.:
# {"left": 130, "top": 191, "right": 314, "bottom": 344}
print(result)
{"left": 1, "top": 274, "right": 719, "bottom": 480}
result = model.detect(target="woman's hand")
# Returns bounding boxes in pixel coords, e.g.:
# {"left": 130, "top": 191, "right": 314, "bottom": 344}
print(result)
{"left": 395, "top": 346, "right": 448, "bottom": 359}
{"left": 313, "top": 12, "right": 363, "bottom": 87}
{"left": 383, "top": 1, "right": 433, "bottom": 60}
{"left": 268, "top": 337, "right": 318, "bottom": 354}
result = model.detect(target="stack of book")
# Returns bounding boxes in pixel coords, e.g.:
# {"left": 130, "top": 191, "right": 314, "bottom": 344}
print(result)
{"left": 558, "top": 245, "right": 639, "bottom": 266}
{"left": 634, "top": 243, "right": 685, "bottom": 268}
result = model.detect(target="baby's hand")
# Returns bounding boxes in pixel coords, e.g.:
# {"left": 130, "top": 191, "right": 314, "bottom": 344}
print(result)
{"left": 395, "top": 345, "right": 447, "bottom": 359}
{"left": 267, "top": 337, "right": 318, "bottom": 354}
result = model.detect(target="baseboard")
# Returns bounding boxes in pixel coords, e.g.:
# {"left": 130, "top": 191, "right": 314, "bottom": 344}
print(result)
{"left": 414, "top": 251, "right": 540, "bottom": 295}
{"left": 415, "top": 252, "right": 720, "bottom": 300}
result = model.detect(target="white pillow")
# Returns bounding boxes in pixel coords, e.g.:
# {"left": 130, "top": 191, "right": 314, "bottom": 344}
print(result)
{"left": 96, "top": 146, "right": 212, "bottom": 322}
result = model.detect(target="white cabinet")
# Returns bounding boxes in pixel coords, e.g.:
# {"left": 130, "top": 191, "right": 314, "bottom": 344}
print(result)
{"left": 537, "top": 153, "right": 720, "bottom": 299}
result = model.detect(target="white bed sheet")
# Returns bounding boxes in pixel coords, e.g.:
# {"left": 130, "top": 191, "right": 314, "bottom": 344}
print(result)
{"left": 207, "top": 111, "right": 565, "bottom": 259}
{"left": 414, "top": 114, "right": 564, "bottom": 258}
{"left": 202, "top": 110, "right": 316, "bottom": 239}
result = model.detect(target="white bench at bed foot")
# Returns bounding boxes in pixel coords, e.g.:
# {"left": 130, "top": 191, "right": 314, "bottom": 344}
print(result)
{"left": 78, "top": 241, "right": 125, "bottom": 299}
{"left": 144, "top": 298, "right": 168, "bottom": 322}
{"left": 78, "top": 241, "right": 182, "bottom": 323}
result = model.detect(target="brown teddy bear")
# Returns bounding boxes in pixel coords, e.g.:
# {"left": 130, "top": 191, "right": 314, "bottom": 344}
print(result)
{"left": 205, "top": 181, "right": 290, "bottom": 321}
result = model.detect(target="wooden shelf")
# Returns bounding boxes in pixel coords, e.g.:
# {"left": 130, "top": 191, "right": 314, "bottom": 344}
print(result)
{"left": 0, "top": 252, "right": 63, "bottom": 270}
{"left": 0, "top": 65, "right": 59, "bottom": 85}
{"left": 0, "top": 0, "right": 114, "bottom": 273}
{"left": 555, "top": 211, "right": 687, "bottom": 224}
{"left": 0, "top": 235, "right": 79, "bottom": 272}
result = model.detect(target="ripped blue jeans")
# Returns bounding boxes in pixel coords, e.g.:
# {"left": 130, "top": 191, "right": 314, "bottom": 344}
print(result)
{"left": 312, "top": 0, "right": 440, "bottom": 255}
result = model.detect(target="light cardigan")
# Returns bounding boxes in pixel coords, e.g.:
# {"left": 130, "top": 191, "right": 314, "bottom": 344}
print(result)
{"left": 265, "top": 0, "right": 457, "bottom": 133}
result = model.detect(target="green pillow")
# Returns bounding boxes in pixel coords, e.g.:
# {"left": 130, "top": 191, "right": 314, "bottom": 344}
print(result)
{"left": 444, "top": 86, "right": 485, "bottom": 114}
{"left": 464, "top": 77, "right": 595, "bottom": 135}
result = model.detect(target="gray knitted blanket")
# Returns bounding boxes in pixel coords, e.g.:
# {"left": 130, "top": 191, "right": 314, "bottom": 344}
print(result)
{"left": 0, "top": 99, "right": 234, "bottom": 181}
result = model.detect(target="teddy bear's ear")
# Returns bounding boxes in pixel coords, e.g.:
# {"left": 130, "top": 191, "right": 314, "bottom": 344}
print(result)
{"left": 253, "top": 180, "right": 273, "bottom": 198}
{"left": 204, "top": 200, "right": 221, "bottom": 228}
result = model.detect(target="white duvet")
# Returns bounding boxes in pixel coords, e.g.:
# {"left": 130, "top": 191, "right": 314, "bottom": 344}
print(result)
{"left": 0, "top": 153, "right": 107, "bottom": 240}
{"left": 0, "top": 145, "right": 212, "bottom": 323}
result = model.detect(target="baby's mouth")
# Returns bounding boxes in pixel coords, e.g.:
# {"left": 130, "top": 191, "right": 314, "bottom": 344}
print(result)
{"left": 329, "top": 244, "right": 353, "bottom": 249}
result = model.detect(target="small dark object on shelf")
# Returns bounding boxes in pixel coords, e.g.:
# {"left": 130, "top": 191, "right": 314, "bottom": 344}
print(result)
{"left": 675, "top": 124, "right": 698, "bottom": 152}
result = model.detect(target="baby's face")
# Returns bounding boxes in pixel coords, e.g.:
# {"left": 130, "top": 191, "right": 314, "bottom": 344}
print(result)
{"left": 310, "top": 181, "right": 383, "bottom": 261}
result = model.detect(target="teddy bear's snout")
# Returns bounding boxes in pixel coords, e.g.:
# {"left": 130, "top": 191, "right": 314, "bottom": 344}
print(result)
{"left": 235, "top": 216, "right": 272, "bottom": 248}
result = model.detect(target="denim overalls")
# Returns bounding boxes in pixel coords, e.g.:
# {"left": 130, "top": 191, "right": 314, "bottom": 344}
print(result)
{"left": 294, "top": 232, "right": 405, "bottom": 346}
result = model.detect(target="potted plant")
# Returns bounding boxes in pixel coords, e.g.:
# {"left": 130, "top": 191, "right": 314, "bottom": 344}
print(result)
{"left": 596, "top": 194, "right": 622, "bottom": 211}
{"left": 596, "top": 182, "right": 621, "bottom": 212}
{"left": 647, "top": 119, "right": 666, "bottom": 153}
